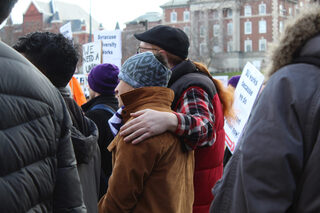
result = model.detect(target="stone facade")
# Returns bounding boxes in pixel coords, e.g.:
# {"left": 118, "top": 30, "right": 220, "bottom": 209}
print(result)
{"left": 123, "top": 0, "right": 306, "bottom": 73}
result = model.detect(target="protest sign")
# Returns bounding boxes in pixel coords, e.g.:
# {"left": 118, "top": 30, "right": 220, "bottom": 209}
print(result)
{"left": 60, "top": 22, "right": 73, "bottom": 40}
{"left": 224, "top": 62, "right": 265, "bottom": 153}
{"left": 82, "top": 41, "right": 102, "bottom": 74}
{"left": 94, "top": 30, "right": 122, "bottom": 66}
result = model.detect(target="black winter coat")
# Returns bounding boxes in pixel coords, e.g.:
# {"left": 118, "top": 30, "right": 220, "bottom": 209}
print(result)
{"left": 0, "top": 41, "right": 86, "bottom": 212}
{"left": 82, "top": 95, "right": 118, "bottom": 198}
{"left": 61, "top": 93, "right": 100, "bottom": 213}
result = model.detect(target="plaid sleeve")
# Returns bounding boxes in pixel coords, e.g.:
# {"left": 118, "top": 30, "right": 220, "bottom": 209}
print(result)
{"left": 174, "top": 86, "right": 216, "bottom": 150}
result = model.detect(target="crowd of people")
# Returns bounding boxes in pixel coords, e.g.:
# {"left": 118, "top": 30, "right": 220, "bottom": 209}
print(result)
{"left": 1, "top": 0, "right": 320, "bottom": 212}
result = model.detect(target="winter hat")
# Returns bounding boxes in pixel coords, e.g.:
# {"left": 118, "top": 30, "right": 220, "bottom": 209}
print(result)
{"left": 88, "top": 63, "right": 120, "bottom": 95}
{"left": 118, "top": 52, "right": 172, "bottom": 88}
{"left": 134, "top": 25, "right": 189, "bottom": 59}
{"left": 228, "top": 75, "right": 240, "bottom": 88}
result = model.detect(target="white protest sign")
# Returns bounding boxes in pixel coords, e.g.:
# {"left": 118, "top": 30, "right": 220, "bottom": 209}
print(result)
{"left": 213, "top": 75, "right": 228, "bottom": 88}
{"left": 60, "top": 22, "right": 73, "bottom": 40}
{"left": 224, "top": 62, "right": 265, "bottom": 153}
{"left": 82, "top": 41, "right": 102, "bottom": 74}
{"left": 94, "top": 30, "right": 122, "bottom": 63}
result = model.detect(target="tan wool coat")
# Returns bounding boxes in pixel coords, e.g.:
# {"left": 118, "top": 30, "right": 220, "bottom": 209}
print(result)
{"left": 98, "top": 87, "right": 194, "bottom": 213}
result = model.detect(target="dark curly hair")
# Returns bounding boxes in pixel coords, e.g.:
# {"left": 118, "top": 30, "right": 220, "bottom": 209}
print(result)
{"left": 13, "top": 32, "right": 79, "bottom": 87}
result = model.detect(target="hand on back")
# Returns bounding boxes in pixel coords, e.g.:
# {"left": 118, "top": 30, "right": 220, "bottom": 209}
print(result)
{"left": 119, "top": 109, "right": 178, "bottom": 144}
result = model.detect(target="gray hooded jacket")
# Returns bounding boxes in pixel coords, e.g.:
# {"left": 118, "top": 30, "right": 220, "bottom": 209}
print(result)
{"left": 211, "top": 4, "right": 320, "bottom": 213}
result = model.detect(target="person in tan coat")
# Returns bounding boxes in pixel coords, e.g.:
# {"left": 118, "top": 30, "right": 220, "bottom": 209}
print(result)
{"left": 98, "top": 52, "right": 194, "bottom": 213}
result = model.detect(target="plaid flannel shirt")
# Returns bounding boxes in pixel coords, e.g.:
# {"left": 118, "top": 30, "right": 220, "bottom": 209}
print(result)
{"left": 173, "top": 86, "right": 216, "bottom": 150}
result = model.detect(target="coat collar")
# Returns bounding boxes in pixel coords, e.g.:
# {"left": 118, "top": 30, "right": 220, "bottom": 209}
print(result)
{"left": 120, "top": 87, "right": 174, "bottom": 123}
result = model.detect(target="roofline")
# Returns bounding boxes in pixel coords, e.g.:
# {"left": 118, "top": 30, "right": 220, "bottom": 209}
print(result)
{"left": 160, "top": 4, "right": 189, "bottom": 9}
{"left": 26, "top": 0, "right": 53, "bottom": 16}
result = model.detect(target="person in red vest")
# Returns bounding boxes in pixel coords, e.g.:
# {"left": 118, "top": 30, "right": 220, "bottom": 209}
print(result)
{"left": 119, "top": 25, "right": 234, "bottom": 213}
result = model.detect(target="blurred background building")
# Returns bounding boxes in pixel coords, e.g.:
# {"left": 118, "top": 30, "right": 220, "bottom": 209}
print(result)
{"left": 1, "top": 0, "right": 308, "bottom": 73}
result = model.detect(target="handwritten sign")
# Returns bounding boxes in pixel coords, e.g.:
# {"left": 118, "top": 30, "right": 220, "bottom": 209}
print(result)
{"left": 82, "top": 41, "right": 102, "bottom": 74}
{"left": 60, "top": 22, "right": 72, "bottom": 40}
{"left": 94, "top": 30, "right": 122, "bottom": 65}
{"left": 224, "top": 62, "right": 265, "bottom": 153}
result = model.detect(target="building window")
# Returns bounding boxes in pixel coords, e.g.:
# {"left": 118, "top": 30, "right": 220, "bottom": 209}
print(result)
{"left": 259, "top": 3, "right": 266, "bottom": 15}
{"left": 200, "top": 25, "right": 205, "bottom": 37}
{"left": 259, "top": 20, "right": 267, "bottom": 33}
{"left": 259, "top": 38, "right": 267, "bottom": 51}
{"left": 171, "top": 11, "right": 177, "bottom": 22}
{"left": 213, "top": 45, "right": 221, "bottom": 53}
{"left": 200, "top": 43, "right": 206, "bottom": 55}
{"left": 244, "top": 21, "right": 252, "bottom": 34}
{"left": 227, "top": 22, "right": 233, "bottom": 36}
{"left": 184, "top": 26, "right": 190, "bottom": 36}
{"left": 244, "top": 5, "right": 252, "bottom": 16}
{"left": 244, "top": 40, "right": 252, "bottom": 52}
{"left": 279, "top": 5, "right": 285, "bottom": 15}
{"left": 184, "top": 11, "right": 190, "bottom": 22}
{"left": 227, "top": 8, "right": 232, "bottom": 17}
{"left": 213, "top": 10, "right": 219, "bottom": 19}
{"left": 213, "top": 24, "right": 220, "bottom": 37}
{"left": 279, "top": 21, "right": 284, "bottom": 33}
{"left": 227, "top": 41, "right": 233, "bottom": 52}
{"left": 289, "top": 8, "right": 292, "bottom": 16}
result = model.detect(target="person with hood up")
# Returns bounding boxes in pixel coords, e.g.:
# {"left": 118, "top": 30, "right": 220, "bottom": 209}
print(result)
{"left": 210, "top": 2, "right": 320, "bottom": 212}
{"left": 13, "top": 32, "right": 100, "bottom": 213}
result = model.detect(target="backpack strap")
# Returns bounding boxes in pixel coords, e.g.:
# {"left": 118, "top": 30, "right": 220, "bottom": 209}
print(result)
{"left": 89, "top": 104, "right": 115, "bottom": 115}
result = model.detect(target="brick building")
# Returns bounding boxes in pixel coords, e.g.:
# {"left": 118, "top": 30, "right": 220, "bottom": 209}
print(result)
{"left": 0, "top": 0, "right": 101, "bottom": 72}
{"left": 124, "top": 0, "right": 308, "bottom": 72}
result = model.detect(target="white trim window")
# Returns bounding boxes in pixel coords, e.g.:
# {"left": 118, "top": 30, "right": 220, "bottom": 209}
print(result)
{"left": 259, "top": 20, "right": 267, "bottom": 33}
{"left": 279, "top": 5, "right": 285, "bottom": 15}
{"left": 200, "top": 25, "right": 205, "bottom": 37}
{"left": 259, "top": 3, "right": 266, "bottom": 15}
{"left": 227, "top": 41, "right": 233, "bottom": 52}
{"left": 213, "top": 24, "right": 220, "bottom": 37}
{"left": 184, "top": 11, "right": 190, "bottom": 22}
{"left": 213, "top": 10, "right": 219, "bottom": 19}
{"left": 259, "top": 38, "right": 267, "bottom": 51}
{"left": 244, "top": 21, "right": 252, "bottom": 34}
{"left": 279, "top": 21, "right": 284, "bottom": 33}
{"left": 171, "top": 11, "right": 177, "bottom": 23}
{"left": 244, "top": 5, "right": 252, "bottom": 16}
{"left": 244, "top": 40, "right": 252, "bottom": 52}
{"left": 227, "top": 8, "right": 232, "bottom": 18}
{"left": 227, "top": 22, "right": 233, "bottom": 36}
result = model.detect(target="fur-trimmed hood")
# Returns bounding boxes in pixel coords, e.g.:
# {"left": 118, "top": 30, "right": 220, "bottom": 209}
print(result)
{"left": 265, "top": 4, "right": 320, "bottom": 78}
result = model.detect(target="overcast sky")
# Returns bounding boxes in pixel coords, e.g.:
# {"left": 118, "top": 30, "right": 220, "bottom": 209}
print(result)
{"left": 8, "top": 0, "right": 169, "bottom": 30}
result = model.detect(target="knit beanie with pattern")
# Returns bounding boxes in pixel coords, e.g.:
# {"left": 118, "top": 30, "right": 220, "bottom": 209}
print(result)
{"left": 118, "top": 52, "right": 172, "bottom": 88}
